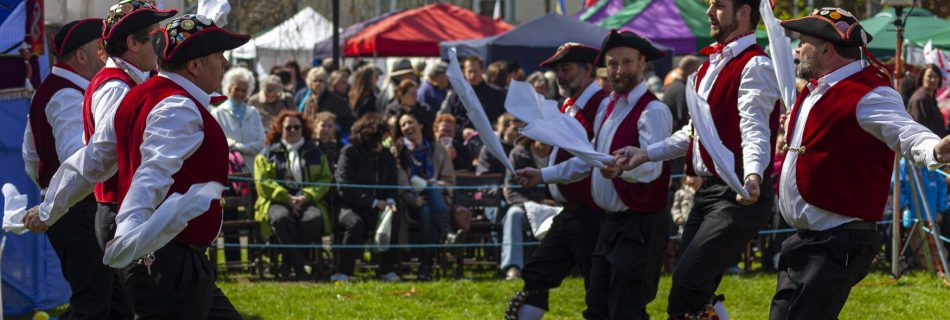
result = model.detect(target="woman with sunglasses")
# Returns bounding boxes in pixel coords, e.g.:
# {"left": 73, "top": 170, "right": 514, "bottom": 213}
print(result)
{"left": 254, "top": 111, "right": 334, "bottom": 280}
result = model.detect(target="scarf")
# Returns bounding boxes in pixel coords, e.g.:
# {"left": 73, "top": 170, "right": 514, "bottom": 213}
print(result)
{"left": 281, "top": 138, "right": 305, "bottom": 186}
{"left": 228, "top": 99, "right": 247, "bottom": 122}
{"left": 403, "top": 137, "right": 434, "bottom": 179}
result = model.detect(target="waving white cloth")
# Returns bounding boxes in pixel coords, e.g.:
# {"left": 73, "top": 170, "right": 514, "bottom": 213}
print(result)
{"left": 446, "top": 47, "right": 515, "bottom": 172}
{"left": 198, "top": 0, "right": 231, "bottom": 27}
{"left": 505, "top": 81, "right": 613, "bottom": 168}
{"left": 102, "top": 182, "right": 226, "bottom": 268}
{"left": 760, "top": 0, "right": 797, "bottom": 108}
{"left": 2, "top": 184, "right": 29, "bottom": 234}
{"left": 685, "top": 75, "right": 750, "bottom": 198}
{"left": 524, "top": 201, "right": 563, "bottom": 240}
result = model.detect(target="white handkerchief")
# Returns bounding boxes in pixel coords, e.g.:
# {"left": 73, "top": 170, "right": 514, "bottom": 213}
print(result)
{"left": 2, "top": 183, "right": 28, "bottom": 234}
{"left": 102, "top": 182, "right": 226, "bottom": 268}
{"left": 760, "top": 0, "right": 796, "bottom": 108}
{"left": 198, "top": 0, "right": 231, "bottom": 27}
{"left": 505, "top": 81, "right": 613, "bottom": 168}
{"left": 524, "top": 201, "right": 563, "bottom": 240}
{"left": 447, "top": 47, "right": 515, "bottom": 172}
{"left": 685, "top": 75, "right": 750, "bottom": 198}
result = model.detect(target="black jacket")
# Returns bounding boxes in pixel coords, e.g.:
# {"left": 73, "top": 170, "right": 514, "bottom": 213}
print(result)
{"left": 475, "top": 143, "right": 513, "bottom": 176}
{"left": 303, "top": 89, "right": 356, "bottom": 135}
{"left": 440, "top": 81, "right": 507, "bottom": 138}
{"left": 335, "top": 143, "right": 398, "bottom": 210}
{"left": 352, "top": 94, "right": 378, "bottom": 119}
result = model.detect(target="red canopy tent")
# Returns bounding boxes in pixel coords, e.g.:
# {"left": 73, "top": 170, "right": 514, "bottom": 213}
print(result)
{"left": 344, "top": 3, "right": 513, "bottom": 57}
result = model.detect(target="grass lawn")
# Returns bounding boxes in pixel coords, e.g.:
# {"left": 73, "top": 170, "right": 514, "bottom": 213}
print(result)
{"left": 212, "top": 271, "right": 950, "bottom": 319}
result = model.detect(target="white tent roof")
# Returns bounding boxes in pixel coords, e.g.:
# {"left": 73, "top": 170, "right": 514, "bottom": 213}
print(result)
{"left": 232, "top": 6, "right": 333, "bottom": 59}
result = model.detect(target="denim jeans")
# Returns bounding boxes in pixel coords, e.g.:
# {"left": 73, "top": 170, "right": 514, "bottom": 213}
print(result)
{"left": 501, "top": 205, "right": 531, "bottom": 270}
{"left": 414, "top": 188, "right": 450, "bottom": 272}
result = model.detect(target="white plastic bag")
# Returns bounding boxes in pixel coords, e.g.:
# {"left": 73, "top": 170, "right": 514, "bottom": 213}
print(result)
{"left": 373, "top": 206, "right": 395, "bottom": 252}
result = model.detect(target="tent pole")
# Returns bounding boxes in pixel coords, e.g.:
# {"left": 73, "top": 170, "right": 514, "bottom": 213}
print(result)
{"left": 332, "top": 0, "right": 340, "bottom": 69}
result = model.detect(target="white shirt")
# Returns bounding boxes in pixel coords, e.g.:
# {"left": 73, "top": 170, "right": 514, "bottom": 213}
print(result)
{"left": 39, "top": 59, "right": 149, "bottom": 225}
{"left": 22, "top": 66, "right": 89, "bottom": 186}
{"left": 547, "top": 81, "right": 602, "bottom": 203}
{"left": 210, "top": 100, "right": 266, "bottom": 163}
{"left": 779, "top": 60, "right": 942, "bottom": 231}
{"left": 541, "top": 81, "right": 673, "bottom": 212}
{"left": 115, "top": 72, "right": 210, "bottom": 239}
{"left": 646, "top": 33, "right": 780, "bottom": 180}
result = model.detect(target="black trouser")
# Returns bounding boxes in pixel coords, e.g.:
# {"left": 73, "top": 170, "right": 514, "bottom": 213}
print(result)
{"left": 584, "top": 209, "right": 670, "bottom": 320}
{"left": 269, "top": 203, "right": 323, "bottom": 275}
{"left": 336, "top": 206, "right": 398, "bottom": 276}
{"left": 521, "top": 205, "right": 602, "bottom": 311}
{"left": 94, "top": 202, "right": 119, "bottom": 250}
{"left": 121, "top": 242, "right": 241, "bottom": 319}
{"left": 667, "top": 177, "right": 774, "bottom": 317}
{"left": 46, "top": 197, "right": 131, "bottom": 320}
{"left": 769, "top": 224, "right": 880, "bottom": 320}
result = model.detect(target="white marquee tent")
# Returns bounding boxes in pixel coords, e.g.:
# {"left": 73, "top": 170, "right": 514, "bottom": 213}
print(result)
{"left": 232, "top": 6, "right": 334, "bottom": 75}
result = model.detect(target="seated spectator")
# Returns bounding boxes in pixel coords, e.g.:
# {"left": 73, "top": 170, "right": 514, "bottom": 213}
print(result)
{"left": 377, "top": 59, "right": 417, "bottom": 112}
{"left": 385, "top": 79, "right": 435, "bottom": 138}
{"left": 300, "top": 67, "right": 356, "bottom": 136}
{"left": 417, "top": 62, "right": 449, "bottom": 109}
{"left": 501, "top": 137, "right": 554, "bottom": 280}
{"left": 595, "top": 67, "right": 612, "bottom": 93}
{"left": 434, "top": 114, "right": 474, "bottom": 173}
{"left": 250, "top": 75, "right": 295, "bottom": 131}
{"left": 476, "top": 113, "right": 523, "bottom": 176}
{"left": 391, "top": 111, "right": 459, "bottom": 280}
{"left": 254, "top": 111, "right": 334, "bottom": 280}
{"left": 213, "top": 67, "right": 266, "bottom": 169}
{"left": 312, "top": 112, "right": 343, "bottom": 172}
{"left": 349, "top": 67, "right": 379, "bottom": 119}
{"left": 333, "top": 114, "right": 401, "bottom": 282}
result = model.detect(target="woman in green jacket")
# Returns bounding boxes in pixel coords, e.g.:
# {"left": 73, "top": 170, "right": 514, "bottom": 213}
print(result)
{"left": 255, "top": 111, "right": 333, "bottom": 280}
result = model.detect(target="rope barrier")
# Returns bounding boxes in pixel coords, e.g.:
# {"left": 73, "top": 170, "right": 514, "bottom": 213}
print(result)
{"left": 226, "top": 173, "right": 689, "bottom": 190}
{"left": 213, "top": 220, "right": 894, "bottom": 250}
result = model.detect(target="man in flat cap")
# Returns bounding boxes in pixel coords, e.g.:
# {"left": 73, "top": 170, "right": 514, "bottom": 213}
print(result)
{"left": 20, "top": 18, "right": 131, "bottom": 320}
{"left": 770, "top": 8, "right": 950, "bottom": 319}
{"left": 107, "top": 13, "right": 250, "bottom": 318}
{"left": 517, "top": 30, "right": 673, "bottom": 319}
{"left": 614, "top": 0, "right": 782, "bottom": 317}
{"left": 25, "top": 0, "right": 178, "bottom": 253}
{"left": 504, "top": 42, "right": 609, "bottom": 320}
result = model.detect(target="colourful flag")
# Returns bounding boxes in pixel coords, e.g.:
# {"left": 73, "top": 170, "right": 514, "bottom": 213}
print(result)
{"left": 556, "top": 0, "right": 567, "bottom": 15}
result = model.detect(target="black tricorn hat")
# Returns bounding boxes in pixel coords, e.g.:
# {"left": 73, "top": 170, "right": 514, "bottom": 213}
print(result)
{"left": 595, "top": 29, "right": 665, "bottom": 67}
{"left": 52, "top": 18, "right": 104, "bottom": 56}
{"left": 103, "top": 0, "right": 177, "bottom": 46}
{"left": 539, "top": 42, "right": 600, "bottom": 67}
{"left": 152, "top": 14, "right": 250, "bottom": 63}
{"left": 781, "top": 7, "right": 871, "bottom": 47}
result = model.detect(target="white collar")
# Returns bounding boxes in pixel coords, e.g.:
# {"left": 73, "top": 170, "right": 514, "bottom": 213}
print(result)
{"left": 51, "top": 66, "right": 90, "bottom": 89}
{"left": 158, "top": 72, "right": 212, "bottom": 107}
{"left": 808, "top": 60, "right": 864, "bottom": 92}
{"left": 614, "top": 81, "right": 648, "bottom": 106}
{"left": 710, "top": 33, "right": 756, "bottom": 63}
{"left": 106, "top": 57, "right": 151, "bottom": 81}
{"left": 572, "top": 81, "right": 603, "bottom": 110}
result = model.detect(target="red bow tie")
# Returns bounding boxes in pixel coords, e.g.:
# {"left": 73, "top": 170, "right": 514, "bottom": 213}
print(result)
{"left": 210, "top": 96, "right": 228, "bottom": 105}
{"left": 699, "top": 43, "right": 724, "bottom": 56}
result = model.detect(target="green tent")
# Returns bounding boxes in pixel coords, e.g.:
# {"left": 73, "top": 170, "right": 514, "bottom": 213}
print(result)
{"left": 910, "top": 25, "right": 950, "bottom": 50}
{"left": 859, "top": 7, "right": 950, "bottom": 58}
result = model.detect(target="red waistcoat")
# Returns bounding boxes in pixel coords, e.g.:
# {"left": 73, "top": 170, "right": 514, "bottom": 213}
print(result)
{"left": 114, "top": 76, "right": 228, "bottom": 246}
{"left": 786, "top": 66, "right": 894, "bottom": 221}
{"left": 608, "top": 91, "right": 671, "bottom": 212}
{"left": 686, "top": 46, "right": 781, "bottom": 179}
{"left": 29, "top": 66, "right": 84, "bottom": 188}
{"left": 82, "top": 67, "right": 135, "bottom": 203}
{"left": 552, "top": 87, "right": 610, "bottom": 207}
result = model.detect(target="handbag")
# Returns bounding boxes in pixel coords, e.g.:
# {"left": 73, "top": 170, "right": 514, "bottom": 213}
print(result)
{"left": 450, "top": 205, "right": 472, "bottom": 233}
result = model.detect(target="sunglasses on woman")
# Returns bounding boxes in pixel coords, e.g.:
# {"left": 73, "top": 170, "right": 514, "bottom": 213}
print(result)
{"left": 284, "top": 125, "right": 302, "bottom": 131}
